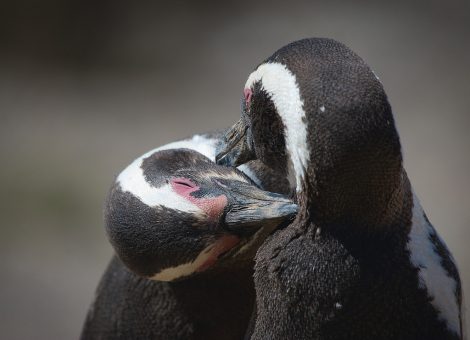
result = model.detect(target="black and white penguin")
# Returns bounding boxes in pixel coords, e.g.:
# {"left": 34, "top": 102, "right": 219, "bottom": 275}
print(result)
{"left": 216, "top": 38, "right": 464, "bottom": 339}
{"left": 81, "top": 132, "right": 295, "bottom": 339}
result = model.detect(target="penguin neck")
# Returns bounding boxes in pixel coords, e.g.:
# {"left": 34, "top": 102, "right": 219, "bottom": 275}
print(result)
{"left": 170, "top": 259, "right": 255, "bottom": 339}
{"left": 295, "top": 160, "right": 411, "bottom": 237}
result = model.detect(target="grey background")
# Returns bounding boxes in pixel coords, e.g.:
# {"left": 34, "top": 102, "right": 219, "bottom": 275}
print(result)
{"left": 1, "top": 0, "right": 469, "bottom": 338}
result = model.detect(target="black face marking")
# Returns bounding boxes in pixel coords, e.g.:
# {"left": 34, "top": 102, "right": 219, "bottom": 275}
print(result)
{"left": 243, "top": 160, "right": 290, "bottom": 195}
{"left": 249, "top": 83, "right": 289, "bottom": 180}
{"left": 141, "top": 149, "right": 214, "bottom": 188}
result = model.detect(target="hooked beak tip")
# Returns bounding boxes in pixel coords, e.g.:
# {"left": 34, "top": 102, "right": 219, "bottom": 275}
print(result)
{"left": 224, "top": 198, "right": 298, "bottom": 237}
{"left": 216, "top": 118, "right": 255, "bottom": 167}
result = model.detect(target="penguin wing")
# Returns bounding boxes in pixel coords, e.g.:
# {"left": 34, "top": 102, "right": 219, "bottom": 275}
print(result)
{"left": 80, "top": 256, "right": 193, "bottom": 339}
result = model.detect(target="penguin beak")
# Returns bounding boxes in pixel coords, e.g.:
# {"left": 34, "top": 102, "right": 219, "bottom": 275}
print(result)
{"left": 222, "top": 181, "right": 298, "bottom": 236}
{"left": 216, "top": 117, "right": 255, "bottom": 167}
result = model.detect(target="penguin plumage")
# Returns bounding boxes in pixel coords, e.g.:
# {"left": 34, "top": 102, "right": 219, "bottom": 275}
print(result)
{"left": 81, "top": 131, "right": 295, "bottom": 339}
{"left": 217, "top": 38, "right": 464, "bottom": 340}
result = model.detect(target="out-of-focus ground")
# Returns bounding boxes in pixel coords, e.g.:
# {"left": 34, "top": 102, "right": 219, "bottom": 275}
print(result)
{"left": 0, "top": 1, "right": 469, "bottom": 338}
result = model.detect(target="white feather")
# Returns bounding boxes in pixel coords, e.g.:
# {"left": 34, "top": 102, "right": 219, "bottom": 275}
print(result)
{"left": 237, "top": 164, "right": 262, "bottom": 187}
{"left": 151, "top": 244, "right": 214, "bottom": 281}
{"left": 116, "top": 134, "right": 218, "bottom": 212}
{"left": 117, "top": 134, "right": 255, "bottom": 210}
{"left": 245, "top": 62, "right": 309, "bottom": 192}
{"left": 407, "top": 191, "right": 461, "bottom": 335}
{"left": 155, "top": 134, "right": 218, "bottom": 161}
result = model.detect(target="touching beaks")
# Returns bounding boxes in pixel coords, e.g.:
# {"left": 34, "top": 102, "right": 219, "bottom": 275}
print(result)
{"left": 216, "top": 118, "right": 255, "bottom": 167}
{"left": 221, "top": 180, "right": 298, "bottom": 237}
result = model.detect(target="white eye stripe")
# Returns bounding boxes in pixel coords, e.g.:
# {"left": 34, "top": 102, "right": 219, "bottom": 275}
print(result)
{"left": 154, "top": 135, "right": 218, "bottom": 162}
{"left": 121, "top": 180, "right": 201, "bottom": 213}
{"left": 116, "top": 134, "right": 218, "bottom": 212}
{"left": 116, "top": 134, "right": 255, "bottom": 211}
{"left": 246, "top": 62, "right": 310, "bottom": 192}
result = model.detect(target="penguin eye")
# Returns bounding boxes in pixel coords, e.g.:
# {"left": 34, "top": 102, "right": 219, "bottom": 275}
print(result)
{"left": 171, "top": 178, "right": 201, "bottom": 198}
{"left": 173, "top": 179, "right": 196, "bottom": 189}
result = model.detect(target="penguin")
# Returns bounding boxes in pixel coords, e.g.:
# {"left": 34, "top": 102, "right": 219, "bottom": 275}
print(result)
{"left": 81, "top": 132, "right": 296, "bottom": 340}
{"left": 216, "top": 38, "right": 464, "bottom": 339}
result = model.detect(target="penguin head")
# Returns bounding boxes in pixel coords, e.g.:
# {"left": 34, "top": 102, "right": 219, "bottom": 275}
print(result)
{"left": 217, "top": 38, "right": 403, "bottom": 226}
{"left": 105, "top": 148, "right": 297, "bottom": 281}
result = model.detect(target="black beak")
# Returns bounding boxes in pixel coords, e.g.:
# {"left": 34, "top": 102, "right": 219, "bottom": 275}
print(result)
{"left": 216, "top": 117, "right": 256, "bottom": 167}
{"left": 222, "top": 181, "right": 298, "bottom": 237}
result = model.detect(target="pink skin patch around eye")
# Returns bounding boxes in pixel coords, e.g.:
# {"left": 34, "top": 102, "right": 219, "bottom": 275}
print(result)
{"left": 171, "top": 178, "right": 240, "bottom": 272}
{"left": 170, "top": 178, "right": 228, "bottom": 222}
{"left": 244, "top": 88, "right": 252, "bottom": 107}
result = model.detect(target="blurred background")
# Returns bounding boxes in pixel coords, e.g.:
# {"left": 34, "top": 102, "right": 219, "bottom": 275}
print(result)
{"left": 1, "top": 0, "right": 469, "bottom": 338}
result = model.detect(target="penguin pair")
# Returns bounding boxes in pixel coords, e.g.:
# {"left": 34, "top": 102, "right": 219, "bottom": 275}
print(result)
{"left": 81, "top": 132, "right": 295, "bottom": 339}
{"left": 216, "top": 38, "right": 464, "bottom": 339}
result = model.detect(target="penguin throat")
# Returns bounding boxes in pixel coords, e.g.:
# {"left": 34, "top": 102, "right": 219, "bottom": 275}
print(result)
{"left": 151, "top": 235, "right": 240, "bottom": 282}
{"left": 197, "top": 235, "right": 241, "bottom": 272}
{"left": 297, "top": 165, "right": 407, "bottom": 233}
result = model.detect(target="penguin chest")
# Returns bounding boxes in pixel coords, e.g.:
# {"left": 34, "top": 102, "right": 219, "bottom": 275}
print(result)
{"left": 251, "top": 226, "right": 461, "bottom": 340}
{"left": 252, "top": 226, "right": 360, "bottom": 339}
